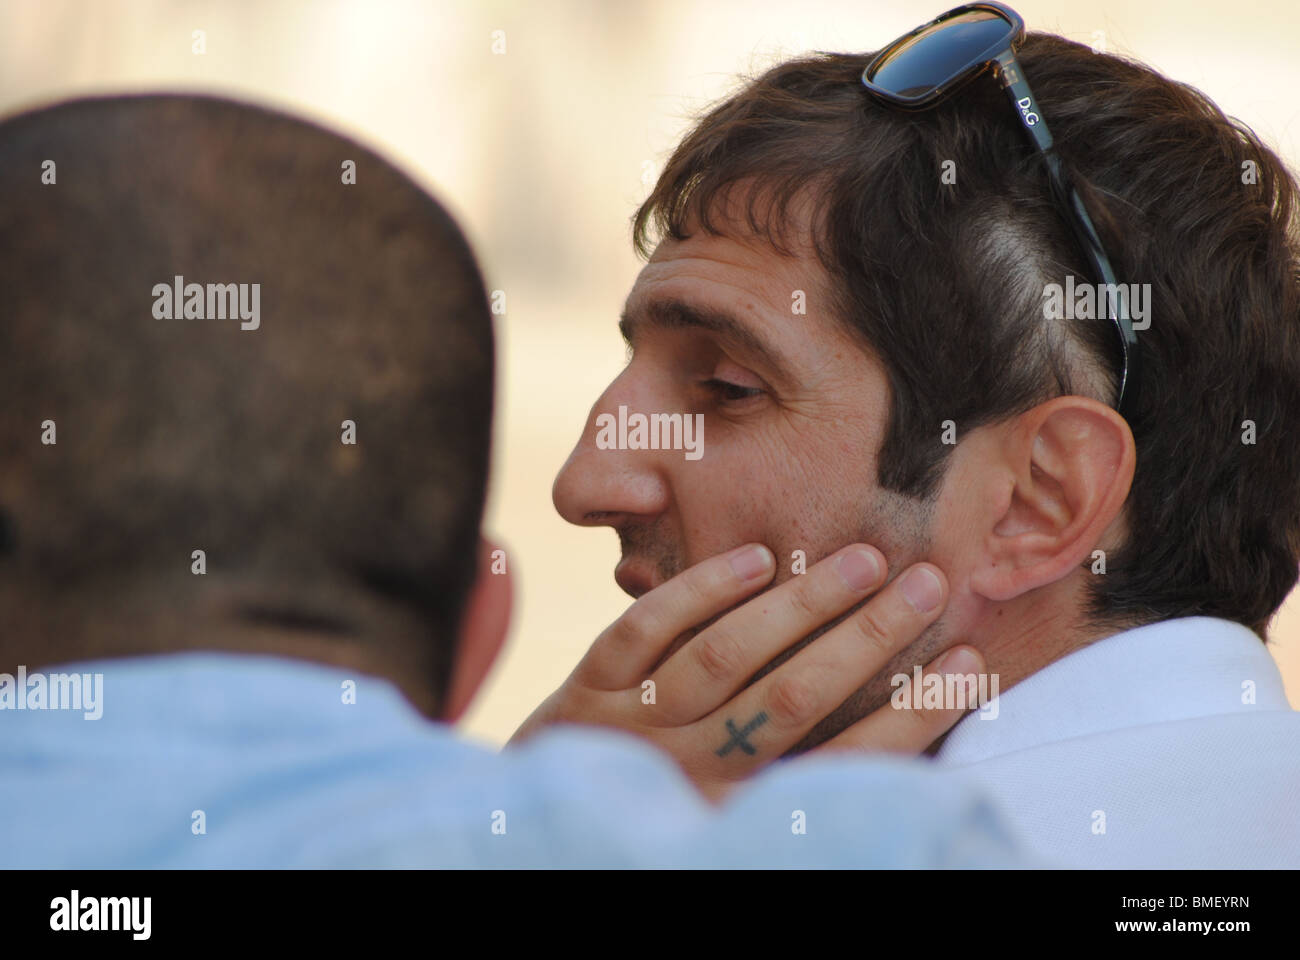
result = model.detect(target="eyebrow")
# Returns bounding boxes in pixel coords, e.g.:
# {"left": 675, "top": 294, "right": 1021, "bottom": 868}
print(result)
{"left": 618, "top": 297, "right": 794, "bottom": 384}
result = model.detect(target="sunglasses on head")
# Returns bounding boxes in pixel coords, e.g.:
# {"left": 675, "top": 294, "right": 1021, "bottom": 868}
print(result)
{"left": 861, "top": 1, "right": 1140, "bottom": 421}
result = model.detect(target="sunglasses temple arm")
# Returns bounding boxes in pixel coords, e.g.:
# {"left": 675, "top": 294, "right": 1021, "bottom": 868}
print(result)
{"left": 994, "top": 51, "right": 1141, "bottom": 416}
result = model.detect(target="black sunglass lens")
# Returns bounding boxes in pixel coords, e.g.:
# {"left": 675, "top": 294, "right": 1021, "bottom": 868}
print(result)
{"left": 868, "top": 10, "right": 1014, "bottom": 98}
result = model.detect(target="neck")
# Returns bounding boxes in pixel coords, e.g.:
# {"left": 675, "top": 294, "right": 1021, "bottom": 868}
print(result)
{"left": 961, "top": 579, "right": 1116, "bottom": 702}
{"left": 3, "top": 591, "right": 444, "bottom": 720}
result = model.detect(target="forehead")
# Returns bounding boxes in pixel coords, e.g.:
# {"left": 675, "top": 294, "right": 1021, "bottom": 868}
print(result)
{"left": 622, "top": 226, "right": 856, "bottom": 360}
{"left": 634, "top": 180, "right": 825, "bottom": 291}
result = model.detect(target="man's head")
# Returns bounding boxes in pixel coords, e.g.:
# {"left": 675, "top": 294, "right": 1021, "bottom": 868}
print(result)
{"left": 554, "top": 34, "right": 1300, "bottom": 746}
{"left": 0, "top": 94, "right": 507, "bottom": 720}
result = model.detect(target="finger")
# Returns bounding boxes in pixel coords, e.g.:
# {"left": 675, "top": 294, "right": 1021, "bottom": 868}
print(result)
{"left": 576, "top": 543, "right": 775, "bottom": 689}
{"left": 649, "top": 544, "right": 886, "bottom": 723}
{"left": 693, "top": 562, "right": 949, "bottom": 774}
{"left": 815, "top": 645, "right": 987, "bottom": 754}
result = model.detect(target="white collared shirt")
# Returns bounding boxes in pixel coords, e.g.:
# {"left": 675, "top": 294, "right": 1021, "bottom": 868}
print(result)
{"left": 935, "top": 616, "right": 1300, "bottom": 867}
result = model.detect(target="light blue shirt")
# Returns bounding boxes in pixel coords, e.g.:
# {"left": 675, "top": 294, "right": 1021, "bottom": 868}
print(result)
{"left": 0, "top": 652, "right": 1026, "bottom": 868}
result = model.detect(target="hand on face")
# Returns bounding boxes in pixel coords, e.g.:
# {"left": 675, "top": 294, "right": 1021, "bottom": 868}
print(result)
{"left": 548, "top": 226, "right": 951, "bottom": 760}
{"left": 510, "top": 541, "right": 984, "bottom": 802}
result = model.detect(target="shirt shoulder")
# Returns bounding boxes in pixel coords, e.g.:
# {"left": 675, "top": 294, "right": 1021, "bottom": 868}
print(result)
{"left": 0, "top": 654, "right": 1028, "bottom": 868}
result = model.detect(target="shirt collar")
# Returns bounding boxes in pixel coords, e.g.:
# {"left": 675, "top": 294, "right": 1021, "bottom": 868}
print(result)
{"left": 935, "top": 616, "right": 1293, "bottom": 766}
{"left": 3, "top": 651, "right": 441, "bottom": 751}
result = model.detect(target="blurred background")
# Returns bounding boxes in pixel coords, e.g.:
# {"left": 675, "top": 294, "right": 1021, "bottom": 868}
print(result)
{"left": 3, "top": 0, "right": 1297, "bottom": 744}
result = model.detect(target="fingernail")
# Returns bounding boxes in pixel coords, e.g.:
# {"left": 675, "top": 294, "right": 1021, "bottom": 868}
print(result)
{"left": 836, "top": 548, "right": 880, "bottom": 591}
{"left": 900, "top": 566, "right": 942, "bottom": 612}
{"left": 730, "top": 545, "right": 773, "bottom": 581}
{"left": 937, "top": 646, "right": 980, "bottom": 675}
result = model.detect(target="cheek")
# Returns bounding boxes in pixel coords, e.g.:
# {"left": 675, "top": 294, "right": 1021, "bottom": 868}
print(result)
{"left": 672, "top": 433, "right": 869, "bottom": 572}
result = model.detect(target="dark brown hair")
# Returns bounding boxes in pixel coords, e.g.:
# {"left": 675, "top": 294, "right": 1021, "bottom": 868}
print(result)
{"left": 635, "top": 34, "right": 1300, "bottom": 638}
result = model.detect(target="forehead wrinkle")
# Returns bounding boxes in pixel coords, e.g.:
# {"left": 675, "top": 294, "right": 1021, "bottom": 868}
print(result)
{"left": 619, "top": 295, "right": 797, "bottom": 385}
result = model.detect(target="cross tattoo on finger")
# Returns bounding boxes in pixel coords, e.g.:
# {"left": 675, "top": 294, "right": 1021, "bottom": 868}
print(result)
{"left": 715, "top": 711, "right": 769, "bottom": 758}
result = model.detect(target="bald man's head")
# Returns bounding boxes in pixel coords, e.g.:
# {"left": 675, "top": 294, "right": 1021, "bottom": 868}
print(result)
{"left": 0, "top": 95, "right": 494, "bottom": 715}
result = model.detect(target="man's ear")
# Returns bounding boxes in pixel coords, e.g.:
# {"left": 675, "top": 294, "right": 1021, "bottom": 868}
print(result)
{"left": 969, "top": 396, "right": 1135, "bottom": 603}
{"left": 441, "top": 537, "right": 513, "bottom": 723}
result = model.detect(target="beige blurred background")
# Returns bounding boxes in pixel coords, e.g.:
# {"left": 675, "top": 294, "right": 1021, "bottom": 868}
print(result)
{"left": 3, "top": 0, "right": 1296, "bottom": 744}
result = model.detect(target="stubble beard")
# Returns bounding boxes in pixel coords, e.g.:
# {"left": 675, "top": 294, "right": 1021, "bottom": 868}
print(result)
{"left": 616, "top": 484, "right": 941, "bottom": 751}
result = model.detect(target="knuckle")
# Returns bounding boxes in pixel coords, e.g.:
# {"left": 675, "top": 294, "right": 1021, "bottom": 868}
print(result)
{"left": 667, "top": 564, "right": 698, "bottom": 596}
{"left": 853, "top": 604, "right": 899, "bottom": 657}
{"left": 679, "top": 567, "right": 721, "bottom": 611}
{"left": 785, "top": 579, "right": 821, "bottom": 622}
{"left": 692, "top": 631, "right": 744, "bottom": 684}
{"left": 766, "top": 673, "right": 819, "bottom": 728}
{"left": 613, "top": 603, "right": 655, "bottom": 648}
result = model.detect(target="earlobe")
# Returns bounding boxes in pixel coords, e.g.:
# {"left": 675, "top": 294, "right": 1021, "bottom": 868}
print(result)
{"left": 441, "top": 538, "right": 513, "bottom": 723}
{"left": 969, "top": 398, "right": 1134, "bottom": 603}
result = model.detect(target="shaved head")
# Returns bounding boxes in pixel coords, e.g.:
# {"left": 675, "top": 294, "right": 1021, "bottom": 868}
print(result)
{"left": 0, "top": 95, "right": 494, "bottom": 714}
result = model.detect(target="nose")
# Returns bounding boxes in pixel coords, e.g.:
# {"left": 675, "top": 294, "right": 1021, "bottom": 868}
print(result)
{"left": 552, "top": 377, "right": 672, "bottom": 529}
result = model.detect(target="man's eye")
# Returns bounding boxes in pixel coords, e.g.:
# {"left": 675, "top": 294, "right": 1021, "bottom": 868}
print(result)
{"left": 701, "top": 378, "right": 763, "bottom": 402}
